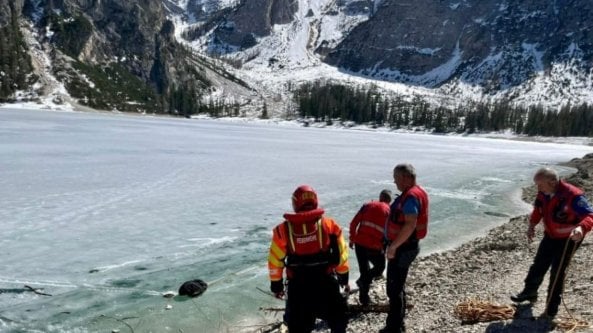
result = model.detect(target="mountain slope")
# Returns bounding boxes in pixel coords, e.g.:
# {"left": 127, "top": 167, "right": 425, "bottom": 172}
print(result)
{"left": 175, "top": 0, "right": 381, "bottom": 115}
{"left": 0, "top": 0, "right": 34, "bottom": 101}
{"left": 4, "top": 0, "right": 593, "bottom": 114}
{"left": 326, "top": 1, "right": 593, "bottom": 89}
{"left": 174, "top": 0, "right": 593, "bottom": 109}
{"left": 0, "top": 0, "right": 254, "bottom": 115}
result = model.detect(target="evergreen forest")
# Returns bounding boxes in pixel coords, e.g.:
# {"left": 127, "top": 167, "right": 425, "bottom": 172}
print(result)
{"left": 0, "top": 3, "right": 33, "bottom": 102}
{"left": 293, "top": 82, "right": 593, "bottom": 137}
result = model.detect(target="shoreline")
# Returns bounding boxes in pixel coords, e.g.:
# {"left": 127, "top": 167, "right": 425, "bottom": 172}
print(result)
{"left": 306, "top": 153, "right": 593, "bottom": 333}
{"left": 3, "top": 105, "right": 593, "bottom": 332}
{"left": 2, "top": 104, "right": 593, "bottom": 147}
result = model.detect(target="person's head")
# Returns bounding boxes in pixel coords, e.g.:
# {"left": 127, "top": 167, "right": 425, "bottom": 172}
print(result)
{"left": 393, "top": 163, "right": 417, "bottom": 192}
{"left": 379, "top": 189, "right": 392, "bottom": 203}
{"left": 292, "top": 185, "right": 318, "bottom": 212}
{"left": 533, "top": 167, "right": 559, "bottom": 195}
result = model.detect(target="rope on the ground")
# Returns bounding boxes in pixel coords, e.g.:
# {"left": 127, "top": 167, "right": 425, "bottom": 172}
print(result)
{"left": 453, "top": 298, "right": 515, "bottom": 323}
{"left": 548, "top": 238, "right": 591, "bottom": 333}
{"left": 555, "top": 316, "right": 591, "bottom": 333}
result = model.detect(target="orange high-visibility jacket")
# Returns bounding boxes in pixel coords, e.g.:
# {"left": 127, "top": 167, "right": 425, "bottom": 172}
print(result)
{"left": 268, "top": 208, "right": 349, "bottom": 282}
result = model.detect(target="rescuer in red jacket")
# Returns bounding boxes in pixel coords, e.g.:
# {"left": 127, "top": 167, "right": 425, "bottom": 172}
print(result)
{"left": 349, "top": 189, "right": 392, "bottom": 306}
{"left": 511, "top": 167, "right": 593, "bottom": 318}
{"left": 381, "top": 164, "right": 429, "bottom": 333}
{"left": 268, "top": 185, "right": 350, "bottom": 333}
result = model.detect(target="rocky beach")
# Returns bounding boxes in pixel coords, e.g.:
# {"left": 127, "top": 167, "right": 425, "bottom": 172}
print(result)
{"left": 346, "top": 153, "right": 593, "bottom": 333}
{"left": 266, "top": 153, "right": 593, "bottom": 333}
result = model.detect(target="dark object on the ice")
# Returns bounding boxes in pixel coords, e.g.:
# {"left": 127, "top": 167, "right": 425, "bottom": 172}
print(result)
{"left": 178, "top": 279, "right": 208, "bottom": 298}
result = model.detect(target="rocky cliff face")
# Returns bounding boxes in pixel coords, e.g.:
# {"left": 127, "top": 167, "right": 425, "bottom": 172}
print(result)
{"left": 88, "top": 0, "right": 166, "bottom": 71}
{"left": 0, "top": 0, "right": 33, "bottom": 101}
{"left": 0, "top": 0, "right": 252, "bottom": 114}
{"left": 5, "top": 0, "right": 593, "bottom": 111}
{"left": 178, "top": 0, "right": 593, "bottom": 105}
{"left": 0, "top": 0, "right": 24, "bottom": 27}
{"left": 187, "top": 0, "right": 373, "bottom": 53}
{"left": 210, "top": 0, "right": 298, "bottom": 49}
{"left": 324, "top": 0, "right": 593, "bottom": 90}
{"left": 38, "top": 0, "right": 168, "bottom": 84}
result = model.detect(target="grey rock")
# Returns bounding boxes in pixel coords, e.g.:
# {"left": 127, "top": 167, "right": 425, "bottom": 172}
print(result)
{"left": 324, "top": 0, "right": 593, "bottom": 90}
{"left": 211, "top": 0, "right": 298, "bottom": 49}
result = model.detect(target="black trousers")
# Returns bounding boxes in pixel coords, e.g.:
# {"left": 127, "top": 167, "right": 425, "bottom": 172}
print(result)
{"left": 523, "top": 234, "right": 580, "bottom": 313}
{"left": 355, "top": 244, "right": 386, "bottom": 293}
{"left": 286, "top": 273, "right": 348, "bottom": 333}
{"left": 385, "top": 241, "right": 420, "bottom": 332}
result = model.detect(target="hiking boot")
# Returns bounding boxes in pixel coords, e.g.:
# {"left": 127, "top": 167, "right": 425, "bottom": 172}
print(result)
{"left": 378, "top": 326, "right": 405, "bottom": 333}
{"left": 510, "top": 290, "right": 538, "bottom": 303}
{"left": 356, "top": 279, "right": 370, "bottom": 305}
{"left": 359, "top": 292, "right": 370, "bottom": 306}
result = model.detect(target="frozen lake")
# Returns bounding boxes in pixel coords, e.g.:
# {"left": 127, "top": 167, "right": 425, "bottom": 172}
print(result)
{"left": 0, "top": 108, "right": 592, "bottom": 332}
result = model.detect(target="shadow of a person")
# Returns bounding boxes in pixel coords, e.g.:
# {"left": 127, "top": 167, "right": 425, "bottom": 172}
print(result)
{"left": 485, "top": 303, "right": 556, "bottom": 333}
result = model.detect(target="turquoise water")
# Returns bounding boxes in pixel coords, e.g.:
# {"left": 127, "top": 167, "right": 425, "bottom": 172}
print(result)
{"left": 0, "top": 108, "right": 591, "bottom": 332}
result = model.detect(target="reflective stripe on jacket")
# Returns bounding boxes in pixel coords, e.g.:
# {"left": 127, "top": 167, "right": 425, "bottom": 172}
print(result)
{"left": 268, "top": 210, "right": 349, "bottom": 282}
{"left": 349, "top": 201, "right": 390, "bottom": 250}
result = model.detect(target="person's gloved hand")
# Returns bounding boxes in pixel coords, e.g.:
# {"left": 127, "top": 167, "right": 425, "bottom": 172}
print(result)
{"left": 270, "top": 279, "right": 285, "bottom": 299}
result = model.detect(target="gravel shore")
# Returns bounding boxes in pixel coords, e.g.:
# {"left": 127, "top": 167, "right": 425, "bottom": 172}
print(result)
{"left": 301, "top": 153, "right": 593, "bottom": 333}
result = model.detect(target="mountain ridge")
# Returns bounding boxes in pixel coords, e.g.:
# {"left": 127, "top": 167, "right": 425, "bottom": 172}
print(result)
{"left": 179, "top": 0, "right": 593, "bottom": 109}
{"left": 2, "top": 0, "right": 593, "bottom": 116}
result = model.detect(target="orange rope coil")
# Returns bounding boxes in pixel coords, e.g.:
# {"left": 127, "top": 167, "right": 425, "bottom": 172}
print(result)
{"left": 555, "top": 316, "right": 591, "bottom": 333}
{"left": 454, "top": 298, "right": 516, "bottom": 323}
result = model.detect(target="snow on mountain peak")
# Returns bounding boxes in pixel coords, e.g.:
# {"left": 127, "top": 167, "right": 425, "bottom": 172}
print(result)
{"left": 164, "top": 0, "right": 593, "bottom": 113}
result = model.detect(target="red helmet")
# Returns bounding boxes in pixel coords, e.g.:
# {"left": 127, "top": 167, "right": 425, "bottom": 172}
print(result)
{"left": 292, "top": 185, "right": 318, "bottom": 212}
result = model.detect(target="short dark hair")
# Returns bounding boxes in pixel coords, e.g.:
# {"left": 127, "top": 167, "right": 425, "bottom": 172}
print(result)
{"left": 379, "top": 189, "right": 392, "bottom": 203}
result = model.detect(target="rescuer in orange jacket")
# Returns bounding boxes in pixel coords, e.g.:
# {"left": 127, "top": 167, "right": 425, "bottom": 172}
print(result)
{"left": 268, "top": 185, "right": 350, "bottom": 333}
{"left": 349, "top": 189, "right": 392, "bottom": 306}
{"left": 381, "top": 164, "right": 429, "bottom": 333}
{"left": 511, "top": 167, "right": 593, "bottom": 318}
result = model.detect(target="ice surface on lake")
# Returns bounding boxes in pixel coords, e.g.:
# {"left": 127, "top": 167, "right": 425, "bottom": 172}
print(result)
{"left": 1, "top": 108, "right": 591, "bottom": 332}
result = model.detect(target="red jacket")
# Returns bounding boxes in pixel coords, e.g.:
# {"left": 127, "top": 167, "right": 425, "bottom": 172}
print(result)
{"left": 530, "top": 180, "right": 593, "bottom": 238}
{"left": 349, "top": 201, "right": 390, "bottom": 250}
{"left": 386, "top": 185, "right": 429, "bottom": 241}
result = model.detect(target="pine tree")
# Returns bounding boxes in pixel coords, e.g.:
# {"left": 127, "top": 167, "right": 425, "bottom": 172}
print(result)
{"left": 261, "top": 101, "right": 269, "bottom": 119}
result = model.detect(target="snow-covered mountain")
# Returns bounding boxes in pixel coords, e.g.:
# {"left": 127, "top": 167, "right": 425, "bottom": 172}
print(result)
{"left": 173, "top": 0, "right": 416, "bottom": 114}
{"left": 2, "top": 0, "right": 593, "bottom": 115}
{"left": 162, "top": 0, "right": 240, "bottom": 23}
{"left": 0, "top": 0, "right": 257, "bottom": 114}
{"left": 171, "top": 0, "right": 593, "bottom": 110}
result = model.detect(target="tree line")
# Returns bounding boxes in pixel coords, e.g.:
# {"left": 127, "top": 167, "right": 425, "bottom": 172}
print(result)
{"left": 0, "top": 2, "right": 33, "bottom": 101}
{"left": 293, "top": 82, "right": 593, "bottom": 137}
